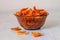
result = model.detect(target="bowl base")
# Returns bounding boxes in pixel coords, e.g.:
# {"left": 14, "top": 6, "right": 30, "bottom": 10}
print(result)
{"left": 23, "top": 27, "right": 41, "bottom": 30}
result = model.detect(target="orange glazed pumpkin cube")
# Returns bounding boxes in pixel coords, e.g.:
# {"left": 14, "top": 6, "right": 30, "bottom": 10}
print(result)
{"left": 11, "top": 27, "right": 21, "bottom": 31}
{"left": 32, "top": 32, "right": 42, "bottom": 37}
{"left": 16, "top": 30, "right": 28, "bottom": 35}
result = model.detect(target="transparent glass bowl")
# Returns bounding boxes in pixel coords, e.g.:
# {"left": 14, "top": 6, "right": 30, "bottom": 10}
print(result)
{"left": 15, "top": 15, "right": 48, "bottom": 30}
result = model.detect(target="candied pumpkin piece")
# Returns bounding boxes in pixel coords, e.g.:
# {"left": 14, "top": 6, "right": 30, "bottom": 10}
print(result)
{"left": 26, "top": 8, "right": 33, "bottom": 16}
{"left": 40, "top": 11, "right": 47, "bottom": 16}
{"left": 33, "top": 6, "right": 40, "bottom": 13}
{"left": 35, "top": 13, "right": 40, "bottom": 16}
{"left": 21, "top": 8, "right": 28, "bottom": 16}
{"left": 15, "top": 11, "right": 20, "bottom": 16}
{"left": 32, "top": 11, "right": 40, "bottom": 16}
{"left": 11, "top": 27, "right": 21, "bottom": 31}
{"left": 21, "top": 11, "right": 27, "bottom": 16}
{"left": 16, "top": 30, "right": 28, "bottom": 35}
{"left": 26, "top": 22, "right": 31, "bottom": 26}
{"left": 21, "top": 8, "right": 28, "bottom": 11}
{"left": 32, "top": 32, "right": 42, "bottom": 37}
{"left": 32, "top": 11, "right": 36, "bottom": 16}
{"left": 33, "top": 6, "right": 37, "bottom": 10}
{"left": 15, "top": 6, "right": 48, "bottom": 17}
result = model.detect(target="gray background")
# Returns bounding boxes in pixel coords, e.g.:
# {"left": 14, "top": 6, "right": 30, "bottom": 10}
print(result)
{"left": 0, "top": 0, "right": 60, "bottom": 11}
{"left": 0, "top": 0, "right": 60, "bottom": 40}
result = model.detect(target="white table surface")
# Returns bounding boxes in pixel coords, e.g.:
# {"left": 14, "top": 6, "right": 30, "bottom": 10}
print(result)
{"left": 0, "top": 10, "right": 60, "bottom": 40}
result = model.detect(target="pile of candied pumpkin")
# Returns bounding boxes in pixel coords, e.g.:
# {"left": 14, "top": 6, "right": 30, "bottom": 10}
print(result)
{"left": 15, "top": 6, "right": 48, "bottom": 17}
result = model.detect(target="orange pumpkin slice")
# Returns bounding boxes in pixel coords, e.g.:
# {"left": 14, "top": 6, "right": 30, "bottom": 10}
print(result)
{"left": 16, "top": 30, "right": 28, "bottom": 35}
{"left": 11, "top": 27, "right": 21, "bottom": 31}
{"left": 32, "top": 32, "right": 42, "bottom": 37}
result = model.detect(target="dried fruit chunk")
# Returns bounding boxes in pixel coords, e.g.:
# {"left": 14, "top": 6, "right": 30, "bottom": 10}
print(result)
{"left": 40, "top": 11, "right": 48, "bottom": 16}
{"left": 21, "top": 8, "right": 28, "bottom": 11}
{"left": 26, "top": 8, "right": 33, "bottom": 16}
{"left": 15, "top": 11, "right": 20, "bottom": 16}
{"left": 33, "top": 6, "right": 37, "bottom": 10}
{"left": 21, "top": 8, "right": 28, "bottom": 16}
{"left": 32, "top": 32, "right": 42, "bottom": 37}
{"left": 16, "top": 30, "right": 28, "bottom": 35}
{"left": 11, "top": 27, "right": 21, "bottom": 31}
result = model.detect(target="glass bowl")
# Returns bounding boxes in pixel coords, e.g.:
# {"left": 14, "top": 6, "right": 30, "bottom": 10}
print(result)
{"left": 15, "top": 15, "right": 48, "bottom": 30}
